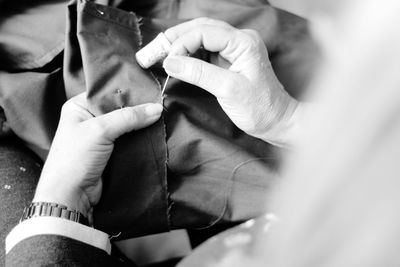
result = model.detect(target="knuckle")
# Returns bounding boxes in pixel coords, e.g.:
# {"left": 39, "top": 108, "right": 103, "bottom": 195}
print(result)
{"left": 164, "top": 28, "right": 174, "bottom": 40}
{"left": 240, "top": 29, "right": 263, "bottom": 48}
{"left": 121, "top": 107, "right": 138, "bottom": 125}
{"left": 170, "top": 42, "right": 187, "bottom": 56}
{"left": 190, "top": 61, "right": 205, "bottom": 86}
{"left": 242, "top": 29, "right": 259, "bottom": 38}
{"left": 61, "top": 99, "right": 74, "bottom": 113}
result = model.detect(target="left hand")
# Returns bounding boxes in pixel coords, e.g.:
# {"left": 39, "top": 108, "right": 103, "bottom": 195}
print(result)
{"left": 33, "top": 93, "right": 163, "bottom": 219}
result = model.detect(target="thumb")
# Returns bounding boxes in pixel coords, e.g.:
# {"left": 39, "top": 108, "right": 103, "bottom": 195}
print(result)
{"left": 87, "top": 103, "right": 163, "bottom": 141}
{"left": 163, "top": 55, "right": 238, "bottom": 98}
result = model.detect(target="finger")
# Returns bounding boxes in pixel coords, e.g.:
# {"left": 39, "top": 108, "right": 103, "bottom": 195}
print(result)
{"left": 135, "top": 33, "right": 172, "bottom": 69}
{"left": 168, "top": 25, "right": 257, "bottom": 65}
{"left": 163, "top": 55, "right": 239, "bottom": 99}
{"left": 69, "top": 92, "right": 88, "bottom": 106}
{"left": 60, "top": 92, "right": 93, "bottom": 124}
{"left": 135, "top": 18, "right": 232, "bottom": 69}
{"left": 86, "top": 103, "right": 163, "bottom": 141}
{"left": 168, "top": 24, "right": 233, "bottom": 56}
{"left": 164, "top": 17, "right": 232, "bottom": 43}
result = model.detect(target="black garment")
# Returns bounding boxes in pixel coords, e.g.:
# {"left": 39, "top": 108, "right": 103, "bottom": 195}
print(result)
{"left": 6, "top": 235, "right": 134, "bottom": 267}
{"left": 5, "top": 216, "right": 270, "bottom": 267}
{"left": 65, "top": 1, "right": 169, "bottom": 236}
{"left": 0, "top": 137, "right": 42, "bottom": 263}
{"left": 0, "top": 0, "right": 317, "bottom": 239}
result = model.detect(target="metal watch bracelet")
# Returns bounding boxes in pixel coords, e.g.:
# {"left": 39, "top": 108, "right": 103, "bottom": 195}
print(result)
{"left": 20, "top": 202, "right": 89, "bottom": 226}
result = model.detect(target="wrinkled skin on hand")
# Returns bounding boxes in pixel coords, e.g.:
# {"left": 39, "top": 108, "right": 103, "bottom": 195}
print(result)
{"left": 139, "top": 18, "right": 300, "bottom": 147}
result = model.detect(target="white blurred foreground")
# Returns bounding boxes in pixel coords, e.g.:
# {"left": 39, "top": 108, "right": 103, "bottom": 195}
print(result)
{"left": 237, "top": 0, "right": 400, "bottom": 266}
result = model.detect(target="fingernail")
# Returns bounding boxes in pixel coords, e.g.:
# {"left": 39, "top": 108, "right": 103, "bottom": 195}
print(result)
{"left": 144, "top": 103, "right": 163, "bottom": 116}
{"left": 163, "top": 56, "right": 183, "bottom": 74}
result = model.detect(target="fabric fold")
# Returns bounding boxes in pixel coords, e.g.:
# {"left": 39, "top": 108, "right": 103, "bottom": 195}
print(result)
{"left": 68, "top": 0, "right": 170, "bottom": 237}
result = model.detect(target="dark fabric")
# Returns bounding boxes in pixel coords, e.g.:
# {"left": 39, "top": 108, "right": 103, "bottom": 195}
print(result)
{"left": 65, "top": 1, "right": 170, "bottom": 238}
{"left": 187, "top": 223, "right": 241, "bottom": 248}
{"left": 4, "top": 216, "right": 270, "bottom": 267}
{"left": 0, "top": 137, "right": 42, "bottom": 264}
{"left": 0, "top": 0, "right": 317, "bottom": 239}
{"left": 6, "top": 235, "right": 134, "bottom": 267}
{"left": 144, "top": 257, "right": 182, "bottom": 267}
{"left": 0, "top": 107, "right": 11, "bottom": 137}
{"left": 0, "top": 0, "right": 66, "bottom": 71}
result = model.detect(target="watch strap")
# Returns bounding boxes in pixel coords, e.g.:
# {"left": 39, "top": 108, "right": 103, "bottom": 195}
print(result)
{"left": 20, "top": 202, "right": 89, "bottom": 226}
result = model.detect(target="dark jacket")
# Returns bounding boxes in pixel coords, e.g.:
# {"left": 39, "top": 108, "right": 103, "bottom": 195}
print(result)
{"left": 5, "top": 215, "right": 271, "bottom": 267}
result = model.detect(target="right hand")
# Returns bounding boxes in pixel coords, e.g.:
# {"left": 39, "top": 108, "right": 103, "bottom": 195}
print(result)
{"left": 159, "top": 18, "right": 299, "bottom": 147}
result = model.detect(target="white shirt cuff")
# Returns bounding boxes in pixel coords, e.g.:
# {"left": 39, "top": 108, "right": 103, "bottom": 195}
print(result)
{"left": 5, "top": 217, "right": 111, "bottom": 255}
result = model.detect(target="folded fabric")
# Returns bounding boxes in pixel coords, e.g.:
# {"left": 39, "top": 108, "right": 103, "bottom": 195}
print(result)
{"left": 65, "top": 1, "right": 169, "bottom": 236}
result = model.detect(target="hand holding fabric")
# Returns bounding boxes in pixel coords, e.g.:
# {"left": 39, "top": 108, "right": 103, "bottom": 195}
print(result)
{"left": 159, "top": 18, "right": 300, "bottom": 147}
{"left": 33, "top": 93, "right": 163, "bottom": 218}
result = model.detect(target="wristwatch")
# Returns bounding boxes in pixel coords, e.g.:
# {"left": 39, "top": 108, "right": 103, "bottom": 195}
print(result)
{"left": 20, "top": 202, "right": 89, "bottom": 226}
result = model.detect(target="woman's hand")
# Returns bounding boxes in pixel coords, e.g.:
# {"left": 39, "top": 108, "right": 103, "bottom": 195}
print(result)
{"left": 139, "top": 18, "right": 300, "bottom": 147}
{"left": 33, "top": 93, "right": 163, "bottom": 218}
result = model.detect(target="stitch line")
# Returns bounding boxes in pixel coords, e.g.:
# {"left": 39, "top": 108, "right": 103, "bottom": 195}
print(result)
{"left": 81, "top": 7, "right": 141, "bottom": 33}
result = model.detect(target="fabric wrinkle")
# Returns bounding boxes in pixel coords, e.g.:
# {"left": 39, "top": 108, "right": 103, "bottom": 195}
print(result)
{"left": 72, "top": 0, "right": 170, "bottom": 238}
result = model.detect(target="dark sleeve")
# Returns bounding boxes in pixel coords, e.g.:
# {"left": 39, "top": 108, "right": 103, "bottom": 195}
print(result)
{"left": 6, "top": 235, "right": 136, "bottom": 267}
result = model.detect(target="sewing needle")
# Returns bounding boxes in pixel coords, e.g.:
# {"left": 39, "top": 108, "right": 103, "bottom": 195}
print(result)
{"left": 161, "top": 75, "right": 170, "bottom": 96}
